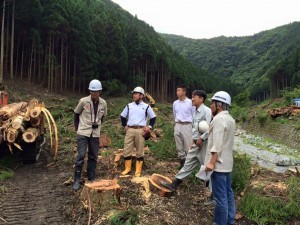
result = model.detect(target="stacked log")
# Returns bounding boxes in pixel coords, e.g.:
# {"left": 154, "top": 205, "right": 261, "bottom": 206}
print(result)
{"left": 0, "top": 99, "right": 46, "bottom": 152}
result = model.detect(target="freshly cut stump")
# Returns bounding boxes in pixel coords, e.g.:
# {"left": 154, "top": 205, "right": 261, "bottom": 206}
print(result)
{"left": 81, "top": 179, "right": 122, "bottom": 209}
{"left": 149, "top": 173, "right": 173, "bottom": 197}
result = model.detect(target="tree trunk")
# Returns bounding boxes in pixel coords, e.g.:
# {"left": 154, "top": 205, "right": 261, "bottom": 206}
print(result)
{"left": 0, "top": 0, "right": 6, "bottom": 84}
{"left": 9, "top": 0, "right": 15, "bottom": 80}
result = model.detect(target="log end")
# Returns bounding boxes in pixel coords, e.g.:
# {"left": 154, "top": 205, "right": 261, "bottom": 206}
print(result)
{"left": 149, "top": 173, "right": 173, "bottom": 197}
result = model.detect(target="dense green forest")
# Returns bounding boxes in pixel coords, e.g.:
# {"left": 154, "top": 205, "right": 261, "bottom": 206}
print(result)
{"left": 161, "top": 22, "right": 300, "bottom": 102}
{"left": 0, "top": 0, "right": 239, "bottom": 100}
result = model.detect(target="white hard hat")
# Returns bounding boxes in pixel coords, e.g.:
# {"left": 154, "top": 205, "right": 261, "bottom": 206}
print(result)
{"left": 88, "top": 79, "right": 102, "bottom": 91}
{"left": 198, "top": 120, "right": 209, "bottom": 133}
{"left": 211, "top": 91, "right": 231, "bottom": 106}
{"left": 131, "top": 86, "right": 145, "bottom": 95}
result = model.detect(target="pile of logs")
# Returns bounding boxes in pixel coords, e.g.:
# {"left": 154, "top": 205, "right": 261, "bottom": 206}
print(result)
{"left": 0, "top": 99, "right": 58, "bottom": 160}
{"left": 267, "top": 105, "right": 300, "bottom": 118}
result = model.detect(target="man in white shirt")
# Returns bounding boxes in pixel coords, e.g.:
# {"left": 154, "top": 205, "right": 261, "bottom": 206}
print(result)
{"left": 162, "top": 90, "right": 211, "bottom": 192}
{"left": 120, "top": 87, "right": 156, "bottom": 177}
{"left": 205, "top": 91, "right": 236, "bottom": 225}
{"left": 173, "top": 85, "right": 194, "bottom": 168}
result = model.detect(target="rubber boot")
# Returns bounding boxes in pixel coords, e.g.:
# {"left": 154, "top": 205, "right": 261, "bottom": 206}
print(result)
{"left": 87, "top": 168, "right": 95, "bottom": 182}
{"left": 161, "top": 178, "right": 182, "bottom": 192}
{"left": 121, "top": 157, "right": 132, "bottom": 175}
{"left": 135, "top": 158, "right": 144, "bottom": 177}
{"left": 72, "top": 170, "right": 81, "bottom": 191}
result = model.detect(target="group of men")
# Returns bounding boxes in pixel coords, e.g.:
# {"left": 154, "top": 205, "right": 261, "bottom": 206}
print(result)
{"left": 72, "top": 79, "right": 236, "bottom": 225}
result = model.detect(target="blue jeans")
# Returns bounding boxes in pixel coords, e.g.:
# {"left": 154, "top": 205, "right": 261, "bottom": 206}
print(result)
{"left": 74, "top": 135, "right": 99, "bottom": 181}
{"left": 211, "top": 171, "right": 236, "bottom": 225}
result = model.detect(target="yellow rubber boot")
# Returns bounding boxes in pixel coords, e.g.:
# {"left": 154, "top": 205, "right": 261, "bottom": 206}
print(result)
{"left": 135, "top": 160, "right": 143, "bottom": 177}
{"left": 121, "top": 159, "right": 132, "bottom": 175}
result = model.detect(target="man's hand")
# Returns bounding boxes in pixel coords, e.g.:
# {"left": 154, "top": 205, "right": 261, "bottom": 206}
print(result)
{"left": 196, "top": 138, "right": 203, "bottom": 147}
{"left": 205, "top": 162, "right": 215, "bottom": 172}
{"left": 124, "top": 126, "right": 129, "bottom": 132}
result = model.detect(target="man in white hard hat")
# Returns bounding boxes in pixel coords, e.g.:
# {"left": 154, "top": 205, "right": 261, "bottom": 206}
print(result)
{"left": 72, "top": 79, "right": 107, "bottom": 191}
{"left": 120, "top": 86, "right": 156, "bottom": 177}
{"left": 173, "top": 85, "right": 194, "bottom": 168}
{"left": 205, "top": 91, "right": 236, "bottom": 225}
{"left": 162, "top": 90, "right": 211, "bottom": 193}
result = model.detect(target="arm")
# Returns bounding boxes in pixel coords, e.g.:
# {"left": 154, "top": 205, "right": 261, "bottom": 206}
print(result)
{"left": 74, "top": 113, "right": 80, "bottom": 131}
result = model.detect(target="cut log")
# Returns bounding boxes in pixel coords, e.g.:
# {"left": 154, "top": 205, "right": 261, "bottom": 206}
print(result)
{"left": 11, "top": 115, "right": 24, "bottom": 129}
{"left": 99, "top": 134, "right": 112, "bottom": 147}
{"left": 81, "top": 179, "right": 122, "bottom": 209}
{"left": 22, "top": 127, "right": 40, "bottom": 143}
{"left": 148, "top": 173, "right": 173, "bottom": 197}
{"left": 24, "top": 107, "right": 31, "bottom": 121}
{"left": 29, "top": 107, "right": 42, "bottom": 118}
{"left": 30, "top": 116, "right": 41, "bottom": 127}
{"left": 6, "top": 127, "right": 20, "bottom": 143}
{"left": 0, "top": 102, "right": 28, "bottom": 119}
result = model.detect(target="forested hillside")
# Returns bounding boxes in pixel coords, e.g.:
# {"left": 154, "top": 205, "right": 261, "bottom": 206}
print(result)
{"left": 161, "top": 22, "right": 300, "bottom": 102}
{"left": 0, "top": 0, "right": 238, "bottom": 100}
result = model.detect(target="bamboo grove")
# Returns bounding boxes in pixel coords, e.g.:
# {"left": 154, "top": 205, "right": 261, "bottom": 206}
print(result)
{"left": 0, "top": 0, "right": 236, "bottom": 100}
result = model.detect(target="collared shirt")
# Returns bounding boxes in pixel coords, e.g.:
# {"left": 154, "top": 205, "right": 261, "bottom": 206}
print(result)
{"left": 173, "top": 97, "right": 193, "bottom": 123}
{"left": 192, "top": 104, "right": 211, "bottom": 140}
{"left": 205, "top": 111, "right": 236, "bottom": 172}
{"left": 120, "top": 101, "right": 156, "bottom": 126}
{"left": 74, "top": 95, "right": 107, "bottom": 137}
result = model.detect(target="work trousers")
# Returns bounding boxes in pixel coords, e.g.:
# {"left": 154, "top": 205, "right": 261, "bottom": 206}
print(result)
{"left": 174, "top": 123, "right": 193, "bottom": 160}
{"left": 123, "top": 128, "right": 145, "bottom": 158}
{"left": 176, "top": 143, "right": 208, "bottom": 179}
{"left": 74, "top": 135, "right": 99, "bottom": 180}
{"left": 211, "top": 172, "right": 236, "bottom": 225}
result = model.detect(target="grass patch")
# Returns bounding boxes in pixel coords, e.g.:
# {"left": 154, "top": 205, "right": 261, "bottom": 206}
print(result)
{"left": 232, "top": 153, "right": 252, "bottom": 195}
{"left": 0, "top": 170, "right": 14, "bottom": 181}
{"left": 239, "top": 176, "right": 300, "bottom": 225}
{"left": 109, "top": 209, "right": 139, "bottom": 225}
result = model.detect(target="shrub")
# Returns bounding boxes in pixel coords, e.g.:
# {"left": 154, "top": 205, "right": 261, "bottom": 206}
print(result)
{"left": 256, "top": 109, "right": 268, "bottom": 125}
{"left": 232, "top": 153, "right": 251, "bottom": 195}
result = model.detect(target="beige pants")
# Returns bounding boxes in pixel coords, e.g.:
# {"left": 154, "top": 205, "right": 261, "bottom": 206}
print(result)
{"left": 123, "top": 128, "right": 145, "bottom": 158}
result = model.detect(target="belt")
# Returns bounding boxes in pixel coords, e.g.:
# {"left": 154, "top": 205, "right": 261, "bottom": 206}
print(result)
{"left": 176, "top": 121, "right": 192, "bottom": 125}
{"left": 128, "top": 126, "right": 144, "bottom": 129}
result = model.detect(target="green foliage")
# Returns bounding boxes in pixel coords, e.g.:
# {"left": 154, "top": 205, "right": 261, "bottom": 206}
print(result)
{"left": 276, "top": 117, "right": 289, "bottom": 124}
{"left": 233, "top": 91, "right": 251, "bottom": 107}
{"left": 162, "top": 22, "right": 300, "bottom": 101}
{"left": 232, "top": 153, "right": 251, "bottom": 194}
{"left": 256, "top": 109, "right": 268, "bottom": 125}
{"left": 295, "top": 121, "right": 300, "bottom": 130}
{"left": 109, "top": 209, "right": 139, "bottom": 225}
{"left": 239, "top": 176, "right": 300, "bottom": 225}
{"left": 0, "top": 170, "right": 14, "bottom": 181}
{"left": 230, "top": 106, "right": 249, "bottom": 123}
{"left": 282, "top": 86, "right": 300, "bottom": 105}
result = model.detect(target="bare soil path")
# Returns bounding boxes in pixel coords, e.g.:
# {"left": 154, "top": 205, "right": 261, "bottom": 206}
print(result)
{"left": 0, "top": 152, "right": 72, "bottom": 225}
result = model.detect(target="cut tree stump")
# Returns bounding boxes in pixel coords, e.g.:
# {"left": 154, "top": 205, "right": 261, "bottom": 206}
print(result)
{"left": 81, "top": 179, "right": 122, "bottom": 210}
{"left": 149, "top": 173, "right": 173, "bottom": 197}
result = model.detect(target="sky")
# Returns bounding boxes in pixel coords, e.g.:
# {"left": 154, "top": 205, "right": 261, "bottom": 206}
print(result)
{"left": 111, "top": 0, "right": 300, "bottom": 39}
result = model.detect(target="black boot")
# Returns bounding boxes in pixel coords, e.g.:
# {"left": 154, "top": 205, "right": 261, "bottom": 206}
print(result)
{"left": 87, "top": 168, "right": 95, "bottom": 182}
{"left": 161, "top": 178, "right": 182, "bottom": 192}
{"left": 72, "top": 170, "right": 81, "bottom": 191}
{"left": 179, "top": 158, "right": 185, "bottom": 169}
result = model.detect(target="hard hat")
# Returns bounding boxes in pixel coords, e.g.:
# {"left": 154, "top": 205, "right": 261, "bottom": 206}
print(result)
{"left": 131, "top": 86, "right": 145, "bottom": 95}
{"left": 88, "top": 79, "right": 102, "bottom": 91}
{"left": 198, "top": 120, "right": 209, "bottom": 133}
{"left": 211, "top": 91, "right": 231, "bottom": 106}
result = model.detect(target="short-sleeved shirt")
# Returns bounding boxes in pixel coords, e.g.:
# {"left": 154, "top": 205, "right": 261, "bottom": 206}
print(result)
{"left": 120, "top": 101, "right": 156, "bottom": 126}
{"left": 173, "top": 97, "right": 193, "bottom": 123}
{"left": 204, "top": 111, "right": 236, "bottom": 172}
{"left": 74, "top": 96, "right": 107, "bottom": 137}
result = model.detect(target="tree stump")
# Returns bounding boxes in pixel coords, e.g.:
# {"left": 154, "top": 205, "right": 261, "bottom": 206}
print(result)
{"left": 148, "top": 173, "right": 173, "bottom": 197}
{"left": 81, "top": 179, "right": 122, "bottom": 210}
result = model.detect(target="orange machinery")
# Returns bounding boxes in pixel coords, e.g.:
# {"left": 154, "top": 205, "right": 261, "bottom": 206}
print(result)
{"left": 0, "top": 91, "right": 8, "bottom": 106}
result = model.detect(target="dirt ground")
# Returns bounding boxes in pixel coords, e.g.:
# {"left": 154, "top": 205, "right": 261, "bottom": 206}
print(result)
{"left": 0, "top": 145, "right": 255, "bottom": 225}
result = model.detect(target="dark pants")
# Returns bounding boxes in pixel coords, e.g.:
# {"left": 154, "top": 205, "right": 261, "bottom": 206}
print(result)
{"left": 74, "top": 135, "right": 99, "bottom": 181}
